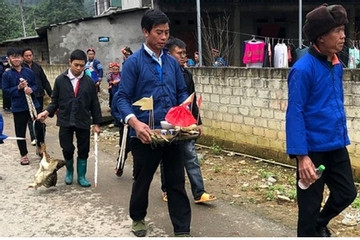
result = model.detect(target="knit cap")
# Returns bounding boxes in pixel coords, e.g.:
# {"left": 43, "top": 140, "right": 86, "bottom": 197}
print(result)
{"left": 303, "top": 4, "right": 348, "bottom": 42}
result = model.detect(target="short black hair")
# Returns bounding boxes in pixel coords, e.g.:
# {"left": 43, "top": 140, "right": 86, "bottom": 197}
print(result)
{"left": 141, "top": 9, "right": 170, "bottom": 33}
{"left": 70, "top": 49, "right": 87, "bottom": 62}
{"left": 7, "top": 47, "right": 22, "bottom": 57}
{"left": 124, "top": 46, "right": 133, "bottom": 55}
{"left": 165, "top": 37, "right": 186, "bottom": 52}
{"left": 22, "top": 47, "right": 33, "bottom": 56}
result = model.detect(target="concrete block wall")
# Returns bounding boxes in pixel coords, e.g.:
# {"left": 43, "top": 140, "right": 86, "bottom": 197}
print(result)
{"left": 189, "top": 67, "right": 360, "bottom": 180}
{"left": 42, "top": 65, "right": 360, "bottom": 179}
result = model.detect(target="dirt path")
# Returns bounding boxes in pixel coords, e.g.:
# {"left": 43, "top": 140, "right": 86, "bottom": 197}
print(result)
{"left": 0, "top": 112, "right": 297, "bottom": 237}
{"left": 2, "top": 110, "right": 358, "bottom": 237}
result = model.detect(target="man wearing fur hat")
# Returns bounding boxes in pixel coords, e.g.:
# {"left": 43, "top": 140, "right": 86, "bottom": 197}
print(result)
{"left": 286, "top": 4, "right": 357, "bottom": 237}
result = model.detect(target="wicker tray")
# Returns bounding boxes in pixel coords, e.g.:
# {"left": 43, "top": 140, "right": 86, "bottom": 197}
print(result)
{"left": 151, "top": 129, "right": 199, "bottom": 144}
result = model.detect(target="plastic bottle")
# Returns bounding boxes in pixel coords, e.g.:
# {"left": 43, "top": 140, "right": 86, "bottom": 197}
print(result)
{"left": 298, "top": 165, "right": 325, "bottom": 190}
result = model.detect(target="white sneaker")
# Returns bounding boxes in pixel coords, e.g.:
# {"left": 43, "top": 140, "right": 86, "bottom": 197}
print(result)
{"left": 31, "top": 140, "right": 36, "bottom": 146}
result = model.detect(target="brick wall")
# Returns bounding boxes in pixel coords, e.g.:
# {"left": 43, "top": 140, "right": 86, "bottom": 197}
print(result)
{"left": 42, "top": 65, "right": 360, "bottom": 179}
{"left": 189, "top": 67, "right": 360, "bottom": 180}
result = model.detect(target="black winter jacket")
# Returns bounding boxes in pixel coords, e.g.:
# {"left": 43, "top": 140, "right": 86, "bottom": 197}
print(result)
{"left": 182, "top": 67, "right": 202, "bottom": 125}
{"left": 46, "top": 70, "right": 102, "bottom": 129}
{"left": 22, "top": 61, "right": 52, "bottom": 98}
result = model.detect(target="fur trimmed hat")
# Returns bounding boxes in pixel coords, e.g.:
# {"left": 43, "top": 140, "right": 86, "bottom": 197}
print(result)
{"left": 303, "top": 4, "right": 348, "bottom": 42}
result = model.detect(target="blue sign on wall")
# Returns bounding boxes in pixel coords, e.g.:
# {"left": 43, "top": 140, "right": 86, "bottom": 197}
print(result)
{"left": 99, "top": 37, "right": 110, "bottom": 42}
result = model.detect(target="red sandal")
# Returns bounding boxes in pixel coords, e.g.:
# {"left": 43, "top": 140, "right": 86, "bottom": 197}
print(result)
{"left": 20, "top": 156, "right": 30, "bottom": 165}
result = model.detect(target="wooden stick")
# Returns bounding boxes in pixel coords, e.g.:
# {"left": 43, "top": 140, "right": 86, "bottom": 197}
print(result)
{"left": 94, "top": 132, "right": 98, "bottom": 187}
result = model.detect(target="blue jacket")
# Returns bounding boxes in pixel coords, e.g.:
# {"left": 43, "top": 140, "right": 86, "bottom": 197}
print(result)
{"left": 85, "top": 59, "right": 103, "bottom": 83}
{"left": 111, "top": 90, "right": 122, "bottom": 126}
{"left": 0, "top": 113, "right": 7, "bottom": 143}
{"left": 214, "top": 57, "right": 227, "bottom": 66}
{"left": 286, "top": 46, "right": 349, "bottom": 156}
{"left": 2, "top": 67, "right": 39, "bottom": 112}
{"left": 116, "top": 45, "right": 188, "bottom": 137}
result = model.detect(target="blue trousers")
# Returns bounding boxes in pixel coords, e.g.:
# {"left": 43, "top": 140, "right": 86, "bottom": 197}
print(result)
{"left": 161, "top": 139, "right": 205, "bottom": 199}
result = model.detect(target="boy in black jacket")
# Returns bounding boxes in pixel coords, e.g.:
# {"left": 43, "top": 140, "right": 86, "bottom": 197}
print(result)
{"left": 37, "top": 49, "right": 102, "bottom": 187}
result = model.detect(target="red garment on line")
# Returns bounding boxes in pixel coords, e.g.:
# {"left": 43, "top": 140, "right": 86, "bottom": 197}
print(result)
{"left": 243, "top": 41, "right": 266, "bottom": 64}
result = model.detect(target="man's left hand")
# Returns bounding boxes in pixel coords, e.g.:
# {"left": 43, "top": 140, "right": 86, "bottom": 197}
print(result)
{"left": 93, "top": 124, "right": 101, "bottom": 135}
{"left": 24, "top": 86, "right": 33, "bottom": 95}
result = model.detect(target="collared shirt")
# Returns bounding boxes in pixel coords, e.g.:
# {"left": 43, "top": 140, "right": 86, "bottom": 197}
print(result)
{"left": 67, "top": 69, "right": 84, "bottom": 91}
{"left": 143, "top": 43, "right": 163, "bottom": 66}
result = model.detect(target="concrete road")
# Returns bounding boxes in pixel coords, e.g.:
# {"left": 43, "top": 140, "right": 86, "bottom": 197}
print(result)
{"left": 0, "top": 111, "right": 296, "bottom": 237}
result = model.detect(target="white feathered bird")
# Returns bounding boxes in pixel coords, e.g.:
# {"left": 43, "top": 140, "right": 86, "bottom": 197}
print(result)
{"left": 29, "top": 143, "right": 65, "bottom": 189}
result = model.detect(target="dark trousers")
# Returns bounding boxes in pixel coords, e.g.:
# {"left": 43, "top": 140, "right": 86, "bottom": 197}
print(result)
{"left": 2, "top": 91, "right": 11, "bottom": 109}
{"left": 59, "top": 126, "right": 90, "bottom": 160}
{"left": 13, "top": 110, "right": 45, "bottom": 156}
{"left": 296, "top": 147, "right": 357, "bottom": 237}
{"left": 109, "top": 91, "right": 113, "bottom": 108}
{"left": 129, "top": 138, "right": 191, "bottom": 234}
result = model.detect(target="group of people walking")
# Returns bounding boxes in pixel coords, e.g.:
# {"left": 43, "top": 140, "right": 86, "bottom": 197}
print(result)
{"left": 1, "top": 4, "right": 358, "bottom": 238}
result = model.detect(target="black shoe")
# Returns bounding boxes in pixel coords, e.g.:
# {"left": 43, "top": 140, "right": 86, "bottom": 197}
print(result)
{"left": 131, "top": 219, "right": 147, "bottom": 237}
{"left": 115, "top": 167, "right": 124, "bottom": 177}
{"left": 174, "top": 233, "right": 192, "bottom": 237}
{"left": 316, "top": 226, "right": 331, "bottom": 237}
{"left": 115, "top": 155, "right": 127, "bottom": 177}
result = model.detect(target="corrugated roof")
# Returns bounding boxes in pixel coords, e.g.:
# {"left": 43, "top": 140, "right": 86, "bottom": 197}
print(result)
{"left": 0, "top": 35, "right": 41, "bottom": 44}
{"left": 35, "top": 7, "right": 148, "bottom": 36}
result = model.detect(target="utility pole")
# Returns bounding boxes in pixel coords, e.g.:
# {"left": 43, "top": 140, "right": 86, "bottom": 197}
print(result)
{"left": 19, "top": 0, "right": 27, "bottom": 37}
{"left": 196, "top": 0, "right": 202, "bottom": 66}
{"left": 299, "top": 0, "right": 302, "bottom": 48}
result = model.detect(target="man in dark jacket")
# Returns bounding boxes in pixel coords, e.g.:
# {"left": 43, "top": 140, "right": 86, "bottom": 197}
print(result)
{"left": 160, "top": 37, "right": 216, "bottom": 204}
{"left": 37, "top": 49, "right": 102, "bottom": 187}
{"left": 22, "top": 48, "right": 53, "bottom": 146}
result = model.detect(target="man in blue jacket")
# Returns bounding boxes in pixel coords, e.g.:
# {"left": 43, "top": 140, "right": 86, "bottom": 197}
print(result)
{"left": 2, "top": 47, "right": 45, "bottom": 165}
{"left": 117, "top": 9, "right": 191, "bottom": 237}
{"left": 286, "top": 4, "right": 357, "bottom": 237}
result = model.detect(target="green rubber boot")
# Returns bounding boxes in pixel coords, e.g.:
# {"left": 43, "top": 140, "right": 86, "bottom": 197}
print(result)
{"left": 77, "top": 158, "right": 91, "bottom": 187}
{"left": 64, "top": 159, "right": 74, "bottom": 185}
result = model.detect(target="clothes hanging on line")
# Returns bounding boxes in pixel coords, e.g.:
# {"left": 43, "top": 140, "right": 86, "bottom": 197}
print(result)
{"left": 242, "top": 36, "right": 301, "bottom": 68}
{"left": 242, "top": 37, "right": 266, "bottom": 68}
{"left": 273, "top": 42, "right": 288, "bottom": 68}
{"left": 348, "top": 47, "right": 360, "bottom": 69}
